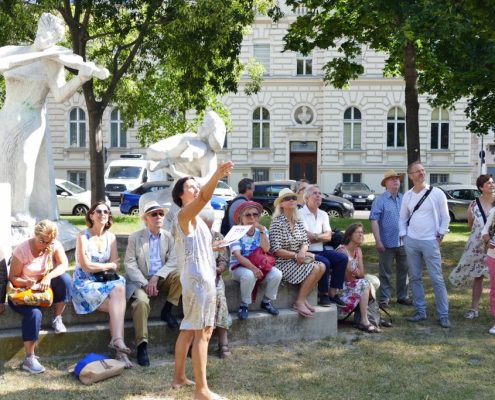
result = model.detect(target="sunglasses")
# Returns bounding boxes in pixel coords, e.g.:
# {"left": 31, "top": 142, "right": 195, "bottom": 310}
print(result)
{"left": 150, "top": 211, "right": 164, "bottom": 218}
{"left": 243, "top": 212, "right": 259, "bottom": 218}
{"left": 94, "top": 209, "right": 109, "bottom": 215}
{"left": 282, "top": 196, "right": 298, "bottom": 202}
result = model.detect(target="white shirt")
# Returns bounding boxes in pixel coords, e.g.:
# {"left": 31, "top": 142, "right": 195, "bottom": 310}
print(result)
{"left": 300, "top": 205, "right": 331, "bottom": 252}
{"left": 399, "top": 185, "right": 450, "bottom": 240}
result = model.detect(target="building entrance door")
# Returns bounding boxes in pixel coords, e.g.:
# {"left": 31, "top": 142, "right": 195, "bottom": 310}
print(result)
{"left": 289, "top": 141, "right": 317, "bottom": 183}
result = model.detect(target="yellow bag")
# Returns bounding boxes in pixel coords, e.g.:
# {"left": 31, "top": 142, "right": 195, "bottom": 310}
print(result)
{"left": 7, "top": 282, "right": 53, "bottom": 307}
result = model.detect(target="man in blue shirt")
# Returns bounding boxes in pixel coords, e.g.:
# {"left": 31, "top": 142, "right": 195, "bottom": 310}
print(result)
{"left": 370, "top": 170, "right": 411, "bottom": 308}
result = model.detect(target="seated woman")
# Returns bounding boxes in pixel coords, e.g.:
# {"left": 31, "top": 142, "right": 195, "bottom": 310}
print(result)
{"left": 269, "top": 189, "right": 325, "bottom": 317}
{"left": 8, "top": 220, "right": 71, "bottom": 373}
{"left": 72, "top": 201, "right": 132, "bottom": 368}
{"left": 199, "top": 207, "right": 233, "bottom": 358}
{"left": 336, "top": 223, "right": 377, "bottom": 333}
{"left": 230, "top": 201, "right": 282, "bottom": 320}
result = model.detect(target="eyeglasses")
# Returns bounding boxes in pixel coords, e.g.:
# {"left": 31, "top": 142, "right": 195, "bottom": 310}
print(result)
{"left": 243, "top": 212, "right": 259, "bottom": 218}
{"left": 282, "top": 196, "right": 298, "bottom": 202}
{"left": 150, "top": 211, "right": 164, "bottom": 218}
{"left": 94, "top": 209, "right": 109, "bottom": 215}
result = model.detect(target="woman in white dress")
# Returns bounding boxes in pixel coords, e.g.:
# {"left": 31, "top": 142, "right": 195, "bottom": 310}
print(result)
{"left": 449, "top": 175, "right": 495, "bottom": 319}
{"left": 171, "top": 161, "right": 234, "bottom": 400}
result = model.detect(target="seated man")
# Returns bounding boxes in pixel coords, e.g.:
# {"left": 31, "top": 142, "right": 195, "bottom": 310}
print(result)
{"left": 300, "top": 185, "right": 348, "bottom": 307}
{"left": 125, "top": 201, "right": 181, "bottom": 366}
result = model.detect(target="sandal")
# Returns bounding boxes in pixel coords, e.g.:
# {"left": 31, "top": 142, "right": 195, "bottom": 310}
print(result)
{"left": 356, "top": 323, "right": 378, "bottom": 333}
{"left": 115, "top": 351, "right": 133, "bottom": 369}
{"left": 464, "top": 309, "right": 479, "bottom": 320}
{"left": 218, "top": 344, "right": 232, "bottom": 359}
{"left": 108, "top": 337, "right": 131, "bottom": 355}
{"left": 292, "top": 304, "right": 313, "bottom": 318}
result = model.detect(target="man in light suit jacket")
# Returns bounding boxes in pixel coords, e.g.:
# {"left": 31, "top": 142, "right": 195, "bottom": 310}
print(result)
{"left": 125, "top": 201, "right": 181, "bottom": 366}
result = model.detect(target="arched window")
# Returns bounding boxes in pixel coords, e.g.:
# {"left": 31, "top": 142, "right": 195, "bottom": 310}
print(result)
{"left": 431, "top": 108, "right": 449, "bottom": 149}
{"left": 110, "top": 108, "right": 126, "bottom": 148}
{"left": 252, "top": 107, "right": 270, "bottom": 148}
{"left": 343, "top": 107, "right": 361, "bottom": 149}
{"left": 69, "top": 107, "right": 86, "bottom": 147}
{"left": 387, "top": 107, "right": 406, "bottom": 148}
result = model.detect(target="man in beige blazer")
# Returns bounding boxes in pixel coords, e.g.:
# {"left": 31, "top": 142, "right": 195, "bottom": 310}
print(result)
{"left": 125, "top": 201, "right": 181, "bottom": 366}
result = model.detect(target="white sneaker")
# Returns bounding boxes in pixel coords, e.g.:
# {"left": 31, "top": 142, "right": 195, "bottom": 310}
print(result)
{"left": 22, "top": 355, "right": 45, "bottom": 374}
{"left": 52, "top": 316, "right": 67, "bottom": 334}
{"left": 489, "top": 325, "right": 495, "bottom": 335}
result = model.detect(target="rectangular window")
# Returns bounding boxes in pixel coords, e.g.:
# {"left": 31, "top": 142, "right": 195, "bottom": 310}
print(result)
{"left": 430, "top": 173, "right": 449, "bottom": 184}
{"left": 252, "top": 168, "right": 269, "bottom": 182}
{"left": 67, "top": 171, "right": 87, "bottom": 189}
{"left": 296, "top": 53, "right": 312, "bottom": 75}
{"left": 254, "top": 44, "right": 270, "bottom": 75}
{"left": 343, "top": 173, "right": 361, "bottom": 183}
{"left": 252, "top": 122, "right": 261, "bottom": 148}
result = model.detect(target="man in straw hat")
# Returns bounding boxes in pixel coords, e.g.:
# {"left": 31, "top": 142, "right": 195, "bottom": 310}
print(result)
{"left": 370, "top": 170, "right": 411, "bottom": 309}
{"left": 124, "top": 201, "right": 181, "bottom": 366}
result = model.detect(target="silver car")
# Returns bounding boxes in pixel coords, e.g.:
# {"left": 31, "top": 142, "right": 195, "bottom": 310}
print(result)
{"left": 436, "top": 184, "right": 480, "bottom": 222}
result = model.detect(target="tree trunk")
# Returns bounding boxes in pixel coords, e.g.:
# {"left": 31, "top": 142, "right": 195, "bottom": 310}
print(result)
{"left": 87, "top": 106, "right": 106, "bottom": 204}
{"left": 404, "top": 40, "right": 421, "bottom": 188}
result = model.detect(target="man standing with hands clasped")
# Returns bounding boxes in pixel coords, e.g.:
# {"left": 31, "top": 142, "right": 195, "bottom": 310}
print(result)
{"left": 370, "top": 170, "right": 411, "bottom": 308}
{"left": 125, "top": 201, "right": 181, "bottom": 366}
{"left": 399, "top": 161, "right": 451, "bottom": 328}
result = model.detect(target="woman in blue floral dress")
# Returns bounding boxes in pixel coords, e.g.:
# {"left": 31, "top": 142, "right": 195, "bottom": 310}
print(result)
{"left": 72, "top": 201, "right": 131, "bottom": 367}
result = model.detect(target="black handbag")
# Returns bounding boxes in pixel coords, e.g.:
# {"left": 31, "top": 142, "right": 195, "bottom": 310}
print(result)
{"left": 93, "top": 271, "right": 119, "bottom": 283}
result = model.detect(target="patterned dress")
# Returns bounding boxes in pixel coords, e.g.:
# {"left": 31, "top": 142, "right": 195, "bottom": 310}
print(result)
{"left": 335, "top": 246, "right": 370, "bottom": 319}
{"left": 449, "top": 201, "right": 490, "bottom": 287}
{"left": 269, "top": 213, "right": 319, "bottom": 284}
{"left": 175, "top": 216, "right": 217, "bottom": 330}
{"left": 71, "top": 229, "right": 126, "bottom": 314}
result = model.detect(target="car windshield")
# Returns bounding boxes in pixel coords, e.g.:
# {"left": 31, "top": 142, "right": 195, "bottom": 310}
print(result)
{"left": 107, "top": 166, "right": 142, "bottom": 179}
{"left": 342, "top": 183, "right": 370, "bottom": 191}
{"left": 58, "top": 180, "right": 86, "bottom": 194}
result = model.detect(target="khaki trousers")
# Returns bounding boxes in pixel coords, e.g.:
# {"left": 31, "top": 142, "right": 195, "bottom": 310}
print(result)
{"left": 131, "top": 270, "right": 181, "bottom": 345}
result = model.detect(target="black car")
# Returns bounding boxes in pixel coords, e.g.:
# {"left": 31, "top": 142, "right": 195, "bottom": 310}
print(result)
{"left": 252, "top": 180, "right": 354, "bottom": 218}
{"left": 333, "top": 182, "right": 375, "bottom": 210}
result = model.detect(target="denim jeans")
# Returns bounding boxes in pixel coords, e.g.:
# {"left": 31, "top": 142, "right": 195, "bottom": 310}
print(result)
{"left": 403, "top": 236, "right": 449, "bottom": 318}
{"left": 378, "top": 246, "right": 409, "bottom": 303}
{"left": 231, "top": 266, "right": 282, "bottom": 305}
{"left": 313, "top": 249, "right": 347, "bottom": 293}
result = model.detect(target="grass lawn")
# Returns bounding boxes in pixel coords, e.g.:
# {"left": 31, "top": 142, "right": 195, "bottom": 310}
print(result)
{"left": 17, "top": 217, "right": 492, "bottom": 399}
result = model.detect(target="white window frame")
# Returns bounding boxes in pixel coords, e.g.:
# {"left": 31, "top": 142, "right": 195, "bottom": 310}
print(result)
{"left": 110, "top": 108, "right": 127, "bottom": 148}
{"left": 296, "top": 52, "right": 313, "bottom": 76}
{"left": 431, "top": 108, "right": 450, "bottom": 150}
{"left": 67, "top": 170, "right": 87, "bottom": 189}
{"left": 252, "top": 106, "right": 270, "bottom": 149}
{"left": 69, "top": 107, "right": 86, "bottom": 148}
{"left": 387, "top": 107, "right": 406, "bottom": 148}
{"left": 343, "top": 107, "right": 362, "bottom": 149}
{"left": 253, "top": 44, "right": 270, "bottom": 76}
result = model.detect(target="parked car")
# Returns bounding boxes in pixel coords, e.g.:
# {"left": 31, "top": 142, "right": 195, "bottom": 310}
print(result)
{"left": 56, "top": 179, "right": 110, "bottom": 215}
{"left": 333, "top": 182, "right": 375, "bottom": 210}
{"left": 435, "top": 184, "right": 480, "bottom": 221}
{"left": 252, "top": 180, "right": 354, "bottom": 218}
{"left": 120, "top": 181, "right": 227, "bottom": 215}
{"left": 214, "top": 181, "right": 236, "bottom": 201}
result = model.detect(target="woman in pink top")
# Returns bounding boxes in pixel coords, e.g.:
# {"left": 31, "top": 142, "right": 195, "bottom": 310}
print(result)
{"left": 8, "top": 220, "right": 71, "bottom": 374}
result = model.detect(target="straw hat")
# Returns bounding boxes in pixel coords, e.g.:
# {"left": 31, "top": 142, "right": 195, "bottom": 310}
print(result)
{"left": 233, "top": 201, "right": 263, "bottom": 224}
{"left": 141, "top": 201, "right": 168, "bottom": 217}
{"left": 380, "top": 169, "right": 403, "bottom": 187}
{"left": 274, "top": 188, "right": 298, "bottom": 208}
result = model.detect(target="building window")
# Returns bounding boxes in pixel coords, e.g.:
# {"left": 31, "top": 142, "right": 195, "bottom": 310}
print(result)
{"left": 67, "top": 170, "right": 87, "bottom": 189}
{"left": 253, "top": 44, "right": 270, "bottom": 75}
{"left": 387, "top": 107, "right": 406, "bottom": 148}
{"left": 431, "top": 108, "right": 449, "bottom": 149}
{"left": 253, "top": 168, "right": 269, "bottom": 182}
{"left": 343, "top": 107, "right": 362, "bottom": 149}
{"left": 296, "top": 52, "right": 312, "bottom": 75}
{"left": 110, "top": 108, "right": 127, "bottom": 148}
{"left": 69, "top": 107, "right": 86, "bottom": 147}
{"left": 430, "top": 173, "right": 449, "bottom": 184}
{"left": 343, "top": 173, "right": 362, "bottom": 183}
{"left": 296, "top": 5, "right": 307, "bottom": 15}
{"left": 252, "top": 106, "right": 270, "bottom": 149}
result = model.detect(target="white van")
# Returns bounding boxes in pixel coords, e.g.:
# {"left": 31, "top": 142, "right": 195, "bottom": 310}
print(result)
{"left": 104, "top": 155, "right": 166, "bottom": 204}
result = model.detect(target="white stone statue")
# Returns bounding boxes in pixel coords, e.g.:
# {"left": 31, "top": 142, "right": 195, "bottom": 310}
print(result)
{"left": 0, "top": 13, "right": 109, "bottom": 226}
{"left": 147, "top": 111, "right": 226, "bottom": 186}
